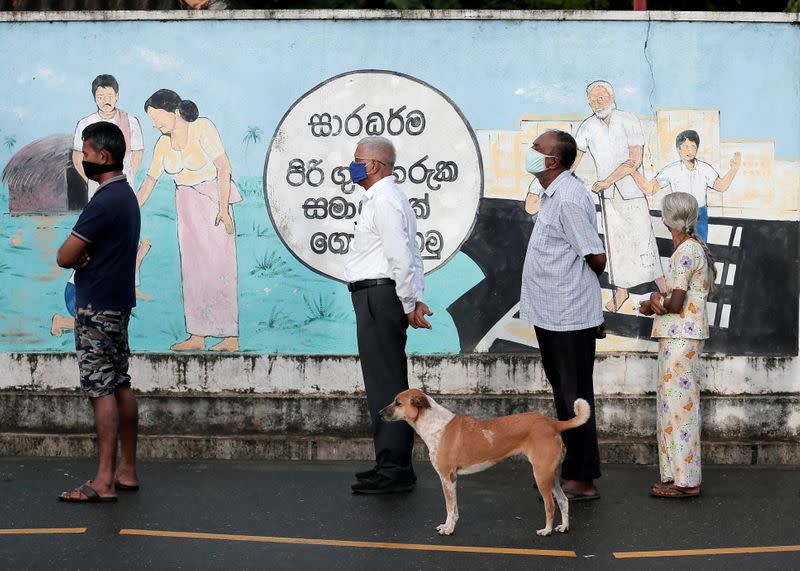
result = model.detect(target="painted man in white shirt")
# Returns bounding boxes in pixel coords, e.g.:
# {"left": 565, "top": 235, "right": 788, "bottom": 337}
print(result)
{"left": 52, "top": 75, "right": 149, "bottom": 337}
{"left": 73, "top": 74, "right": 144, "bottom": 199}
{"left": 345, "top": 136, "right": 432, "bottom": 495}
{"left": 574, "top": 80, "right": 665, "bottom": 312}
{"left": 630, "top": 129, "right": 741, "bottom": 242}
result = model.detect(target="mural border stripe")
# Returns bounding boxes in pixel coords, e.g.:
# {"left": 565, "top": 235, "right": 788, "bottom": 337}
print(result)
{"left": 0, "top": 10, "right": 797, "bottom": 24}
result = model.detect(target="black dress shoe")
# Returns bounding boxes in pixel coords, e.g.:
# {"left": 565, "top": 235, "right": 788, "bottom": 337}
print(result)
{"left": 351, "top": 474, "right": 415, "bottom": 494}
{"left": 355, "top": 467, "right": 379, "bottom": 481}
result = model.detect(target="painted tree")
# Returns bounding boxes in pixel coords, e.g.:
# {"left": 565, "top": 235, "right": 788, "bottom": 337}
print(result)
{"left": 243, "top": 126, "right": 262, "bottom": 148}
{"left": 242, "top": 126, "right": 263, "bottom": 175}
{"left": 4, "top": 135, "right": 15, "bottom": 154}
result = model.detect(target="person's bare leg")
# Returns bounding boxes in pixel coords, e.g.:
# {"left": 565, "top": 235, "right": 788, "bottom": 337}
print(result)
{"left": 562, "top": 479, "right": 598, "bottom": 498}
{"left": 135, "top": 239, "right": 151, "bottom": 271}
{"left": 114, "top": 387, "right": 139, "bottom": 488}
{"left": 59, "top": 394, "right": 119, "bottom": 501}
{"left": 91, "top": 395, "right": 118, "bottom": 495}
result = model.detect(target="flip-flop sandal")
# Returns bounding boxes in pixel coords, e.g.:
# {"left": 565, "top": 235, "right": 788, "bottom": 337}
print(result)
{"left": 563, "top": 489, "right": 601, "bottom": 501}
{"left": 114, "top": 482, "right": 140, "bottom": 491}
{"left": 58, "top": 482, "right": 118, "bottom": 503}
{"left": 650, "top": 484, "right": 700, "bottom": 498}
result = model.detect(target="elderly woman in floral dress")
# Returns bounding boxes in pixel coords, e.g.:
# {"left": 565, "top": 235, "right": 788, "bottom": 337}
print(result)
{"left": 639, "top": 192, "right": 714, "bottom": 498}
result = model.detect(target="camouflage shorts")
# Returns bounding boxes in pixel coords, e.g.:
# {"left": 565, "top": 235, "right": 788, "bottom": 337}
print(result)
{"left": 74, "top": 306, "right": 132, "bottom": 398}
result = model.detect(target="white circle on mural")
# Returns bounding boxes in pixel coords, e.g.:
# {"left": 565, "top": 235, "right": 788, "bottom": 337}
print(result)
{"left": 264, "top": 70, "right": 483, "bottom": 282}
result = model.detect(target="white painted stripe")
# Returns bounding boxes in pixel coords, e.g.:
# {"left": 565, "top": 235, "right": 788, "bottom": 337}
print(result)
{"left": 733, "top": 227, "right": 743, "bottom": 247}
{"left": 706, "top": 302, "right": 718, "bottom": 327}
{"left": 714, "top": 263, "right": 725, "bottom": 285}
{"left": 725, "top": 265, "right": 737, "bottom": 286}
{"left": 474, "top": 302, "right": 527, "bottom": 351}
{"left": 707, "top": 225, "right": 732, "bottom": 246}
{"left": 719, "top": 304, "right": 731, "bottom": 329}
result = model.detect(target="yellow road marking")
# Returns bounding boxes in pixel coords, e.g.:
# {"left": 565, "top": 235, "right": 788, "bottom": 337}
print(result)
{"left": 120, "top": 529, "right": 576, "bottom": 557}
{"left": 0, "top": 528, "right": 87, "bottom": 535}
{"left": 614, "top": 545, "right": 800, "bottom": 558}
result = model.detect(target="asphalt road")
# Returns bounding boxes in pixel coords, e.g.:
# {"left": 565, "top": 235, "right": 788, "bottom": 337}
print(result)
{"left": 1, "top": 458, "right": 799, "bottom": 570}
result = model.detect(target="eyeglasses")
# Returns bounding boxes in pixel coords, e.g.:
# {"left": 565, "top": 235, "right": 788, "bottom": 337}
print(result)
{"left": 354, "top": 157, "right": 386, "bottom": 165}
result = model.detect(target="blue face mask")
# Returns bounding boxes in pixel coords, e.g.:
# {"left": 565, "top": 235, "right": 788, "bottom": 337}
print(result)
{"left": 525, "top": 148, "right": 553, "bottom": 175}
{"left": 348, "top": 161, "right": 368, "bottom": 183}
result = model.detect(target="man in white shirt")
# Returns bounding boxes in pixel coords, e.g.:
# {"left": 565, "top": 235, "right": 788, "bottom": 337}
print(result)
{"left": 73, "top": 74, "right": 144, "bottom": 199}
{"left": 574, "top": 80, "right": 665, "bottom": 312}
{"left": 52, "top": 75, "right": 149, "bottom": 339}
{"left": 345, "top": 136, "right": 432, "bottom": 494}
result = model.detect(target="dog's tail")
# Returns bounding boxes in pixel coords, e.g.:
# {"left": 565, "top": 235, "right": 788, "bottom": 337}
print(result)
{"left": 554, "top": 399, "right": 591, "bottom": 433}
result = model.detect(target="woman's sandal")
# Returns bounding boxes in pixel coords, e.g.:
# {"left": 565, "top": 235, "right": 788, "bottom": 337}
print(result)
{"left": 650, "top": 483, "right": 700, "bottom": 498}
{"left": 651, "top": 481, "right": 674, "bottom": 491}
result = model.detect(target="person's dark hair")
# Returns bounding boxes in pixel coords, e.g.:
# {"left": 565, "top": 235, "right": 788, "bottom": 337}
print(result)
{"left": 550, "top": 130, "right": 578, "bottom": 169}
{"left": 144, "top": 89, "right": 199, "bottom": 122}
{"left": 91, "top": 74, "right": 119, "bottom": 96}
{"left": 675, "top": 129, "right": 700, "bottom": 149}
{"left": 82, "top": 121, "right": 126, "bottom": 163}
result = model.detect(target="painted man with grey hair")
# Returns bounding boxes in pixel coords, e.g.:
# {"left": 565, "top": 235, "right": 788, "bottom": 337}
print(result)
{"left": 574, "top": 80, "right": 665, "bottom": 312}
{"left": 345, "top": 136, "right": 432, "bottom": 494}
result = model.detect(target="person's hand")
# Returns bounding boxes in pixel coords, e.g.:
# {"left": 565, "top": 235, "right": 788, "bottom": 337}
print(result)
{"left": 649, "top": 292, "right": 668, "bottom": 315}
{"left": 639, "top": 300, "right": 654, "bottom": 316}
{"left": 731, "top": 152, "right": 742, "bottom": 170}
{"left": 591, "top": 179, "right": 611, "bottom": 193}
{"left": 407, "top": 301, "right": 433, "bottom": 329}
{"left": 215, "top": 209, "right": 235, "bottom": 234}
{"left": 74, "top": 252, "right": 91, "bottom": 270}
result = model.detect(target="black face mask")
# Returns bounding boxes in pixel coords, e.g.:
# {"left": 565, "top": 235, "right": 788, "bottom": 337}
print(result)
{"left": 82, "top": 160, "right": 123, "bottom": 181}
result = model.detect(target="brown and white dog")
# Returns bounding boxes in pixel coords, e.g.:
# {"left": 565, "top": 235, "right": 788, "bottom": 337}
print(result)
{"left": 379, "top": 388, "right": 590, "bottom": 537}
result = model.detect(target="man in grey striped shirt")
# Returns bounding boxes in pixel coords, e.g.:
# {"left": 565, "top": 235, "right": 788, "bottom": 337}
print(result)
{"left": 520, "top": 130, "right": 606, "bottom": 501}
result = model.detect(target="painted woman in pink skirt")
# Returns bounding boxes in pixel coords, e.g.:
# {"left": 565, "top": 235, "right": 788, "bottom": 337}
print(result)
{"left": 137, "top": 89, "right": 241, "bottom": 351}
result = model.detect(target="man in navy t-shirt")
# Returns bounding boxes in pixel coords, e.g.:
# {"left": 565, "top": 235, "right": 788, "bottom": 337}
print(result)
{"left": 56, "top": 121, "right": 141, "bottom": 503}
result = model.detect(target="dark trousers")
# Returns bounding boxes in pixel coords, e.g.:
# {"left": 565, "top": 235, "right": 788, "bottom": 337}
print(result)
{"left": 352, "top": 284, "right": 415, "bottom": 482}
{"left": 534, "top": 326, "right": 601, "bottom": 481}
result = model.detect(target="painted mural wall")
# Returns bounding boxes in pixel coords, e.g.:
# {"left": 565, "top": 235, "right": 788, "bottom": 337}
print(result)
{"left": 0, "top": 15, "right": 797, "bottom": 357}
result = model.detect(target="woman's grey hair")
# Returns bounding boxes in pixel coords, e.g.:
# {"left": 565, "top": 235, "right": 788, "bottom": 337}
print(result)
{"left": 586, "top": 80, "right": 615, "bottom": 99}
{"left": 357, "top": 136, "right": 396, "bottom": 167}
{"left": 662, "top": 192, "right": 717, "bottom": 285}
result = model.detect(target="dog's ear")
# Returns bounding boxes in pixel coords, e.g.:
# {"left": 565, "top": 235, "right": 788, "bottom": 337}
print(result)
{"left": 410, "top": 393, "right": 430, "bottom": 409}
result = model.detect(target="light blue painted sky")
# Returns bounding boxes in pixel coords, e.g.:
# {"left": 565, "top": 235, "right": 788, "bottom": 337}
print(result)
{"left": 1, "top": 19, "right": 798, "bottom": 177}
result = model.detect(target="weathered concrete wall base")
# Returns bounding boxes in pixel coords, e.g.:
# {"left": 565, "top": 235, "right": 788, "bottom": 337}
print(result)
{"left": 2, "top": 391, "right": 798, "bottom": 464}
{"left": 2, "top": 392, "right": 798, "bottom": 442}
{"left": 2, "top": 353, "right": 798, "bottom": 395}
{"left": 2, "top": 433, "right": 798, "bottom": 466}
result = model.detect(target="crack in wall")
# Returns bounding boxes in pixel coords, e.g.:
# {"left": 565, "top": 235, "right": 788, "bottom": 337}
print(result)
{"left": 644, "top": 13, "right": 656, "bottom": 115}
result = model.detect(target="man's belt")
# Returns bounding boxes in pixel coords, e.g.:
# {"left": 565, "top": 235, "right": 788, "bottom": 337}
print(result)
{"left": 347, "top": 278, "right": 396, "bottom": 293}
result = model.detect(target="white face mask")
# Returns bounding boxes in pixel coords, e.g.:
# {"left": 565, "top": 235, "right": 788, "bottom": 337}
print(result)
{"left": 525, "top": 148, "right": 555, "bottom": 174}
